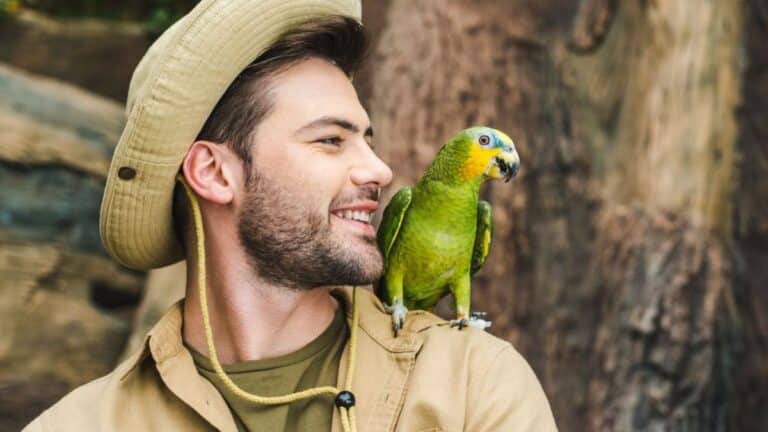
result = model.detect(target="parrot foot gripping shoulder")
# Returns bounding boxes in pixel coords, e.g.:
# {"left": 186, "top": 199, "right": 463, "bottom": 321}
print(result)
{"left": 449, "top": 312, "right": 492, "bottom": 331}
{"left": 449, "top": 317, "right": 469, "bottom": 330}
{"left": 384, "top": 298, "right": 408, "bottom": 337}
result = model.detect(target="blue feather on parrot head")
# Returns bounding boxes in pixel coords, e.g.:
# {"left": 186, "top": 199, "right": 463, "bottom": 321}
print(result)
{"left": 466, "top": 126, "right": 512, "bottom": 150}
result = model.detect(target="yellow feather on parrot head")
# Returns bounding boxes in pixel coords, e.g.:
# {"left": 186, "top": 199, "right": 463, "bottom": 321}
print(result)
{"left": 459, "top": 126, "right": 520, "bottom": 182}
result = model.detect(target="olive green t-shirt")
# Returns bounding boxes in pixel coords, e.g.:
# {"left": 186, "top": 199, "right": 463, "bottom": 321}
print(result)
{"left": 189, "top": 307, "right": 348, "bottom": 432}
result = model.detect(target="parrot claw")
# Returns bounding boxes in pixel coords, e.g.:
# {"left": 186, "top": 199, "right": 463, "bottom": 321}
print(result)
{"left": 450, "top": 313, "right": 492, "bottom": 331}
{"left": 449, "top": 318, "right": 469, "bottom": 330}
{"left": 384, "top": 299, "right": 408, "bottom": 337}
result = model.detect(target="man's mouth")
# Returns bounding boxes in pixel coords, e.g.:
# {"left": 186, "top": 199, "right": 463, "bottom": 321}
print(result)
{"left": 332, "top": 209, "right": 374, "bottom": 223}
{"left": 330, "top": 201, "right": 379, "bottom": 236}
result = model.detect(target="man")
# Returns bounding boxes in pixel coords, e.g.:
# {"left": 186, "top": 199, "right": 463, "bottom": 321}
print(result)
{"left": 25, "top": 0, "right": 557, "bottom": 431}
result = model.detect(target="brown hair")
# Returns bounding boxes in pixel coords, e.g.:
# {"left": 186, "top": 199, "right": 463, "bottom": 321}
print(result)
{"left": 173, "top": 15, "right": 369, "bottom": 248}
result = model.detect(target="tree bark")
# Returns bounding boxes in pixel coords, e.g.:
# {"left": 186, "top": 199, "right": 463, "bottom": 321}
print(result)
{"left": 368, "top": 0, "right": 755, "bottom": 430}
{"left": 731, "top": 0, "right": 768, "bottom": 430}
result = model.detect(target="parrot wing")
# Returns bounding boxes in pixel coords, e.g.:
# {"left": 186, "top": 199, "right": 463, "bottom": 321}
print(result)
{"left": 376, "top": 186, "right": 413, "bottom": 261}
{"left": 470, "top": 200, "right": 493, "bottom": 276}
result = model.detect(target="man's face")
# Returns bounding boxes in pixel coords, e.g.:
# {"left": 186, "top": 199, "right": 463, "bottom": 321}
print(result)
{"left": 236, "top": 58, "right": 392, "bottom": 290}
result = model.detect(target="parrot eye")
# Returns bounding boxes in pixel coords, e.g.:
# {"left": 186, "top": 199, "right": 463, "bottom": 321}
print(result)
{"left": 478, "top": 134, "right": 492, "bottom": 147}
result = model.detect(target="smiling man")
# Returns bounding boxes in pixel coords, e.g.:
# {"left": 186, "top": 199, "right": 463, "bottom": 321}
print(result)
{"left": 24, "top": 1, "right": 557, "bottom": 431}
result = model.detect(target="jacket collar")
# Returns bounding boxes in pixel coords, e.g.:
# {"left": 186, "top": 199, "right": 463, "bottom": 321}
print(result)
{"left": 120, "top": 300, "right": 237, "bottom": 431}
{"left": 123, "top": 285, "right": 432, "bottom": 366}
{"left": 122, "top": 285, "right": 438, "bottom": 431}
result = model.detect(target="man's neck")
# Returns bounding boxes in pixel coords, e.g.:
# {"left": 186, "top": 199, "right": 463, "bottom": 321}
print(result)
{"left": 181, "top": 246, "right": 340, "bottom": 364}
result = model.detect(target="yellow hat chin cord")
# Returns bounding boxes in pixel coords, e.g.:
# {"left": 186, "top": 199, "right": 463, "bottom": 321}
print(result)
{"left": 178, "top": 176, "right": 359, "bottom": 432}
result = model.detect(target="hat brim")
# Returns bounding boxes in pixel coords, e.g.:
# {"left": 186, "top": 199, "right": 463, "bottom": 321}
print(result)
{"left": 99, "top": 0, "right": 362, "bottom": 270}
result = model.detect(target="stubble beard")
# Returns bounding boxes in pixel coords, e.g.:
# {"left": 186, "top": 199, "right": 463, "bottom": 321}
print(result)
{"left": 237, "top": 172, "right": 383, "bottom": 291}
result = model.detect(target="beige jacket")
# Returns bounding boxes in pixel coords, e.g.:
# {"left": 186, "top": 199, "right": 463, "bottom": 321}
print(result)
{"left": 24, "top": 286, "right": 557, "bottom": 431}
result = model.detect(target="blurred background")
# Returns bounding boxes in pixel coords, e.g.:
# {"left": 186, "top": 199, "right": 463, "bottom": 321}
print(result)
{"left": 1, "top": 0, "right": 766, "bottom": 431}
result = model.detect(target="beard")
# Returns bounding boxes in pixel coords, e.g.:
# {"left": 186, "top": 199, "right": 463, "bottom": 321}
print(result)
{"left": 237, "top": 171, "right": 383, "bottom": 290}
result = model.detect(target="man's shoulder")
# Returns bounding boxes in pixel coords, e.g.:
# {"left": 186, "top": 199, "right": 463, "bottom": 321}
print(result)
{"left": 353, "top": 287, "right": 514, "bottom": 364}
{"left": 382, "top": 308, "right": 558, "bottom": 431}
{"left": 395, "top": 311, "right": 557, "bottom": 430}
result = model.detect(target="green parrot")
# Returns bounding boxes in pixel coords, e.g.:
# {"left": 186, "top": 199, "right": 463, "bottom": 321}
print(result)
{"left": 376, "top": 126, "right": 520, "bottom": 336}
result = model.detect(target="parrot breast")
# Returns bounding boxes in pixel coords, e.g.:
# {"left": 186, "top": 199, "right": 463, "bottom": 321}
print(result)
{"left": 386, "top": 181, "right": 479, "bottom": 311}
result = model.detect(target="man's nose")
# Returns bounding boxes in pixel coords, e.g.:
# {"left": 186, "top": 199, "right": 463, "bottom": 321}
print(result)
{"left": 350, "top": 146, "right": 393, "bottom": 189}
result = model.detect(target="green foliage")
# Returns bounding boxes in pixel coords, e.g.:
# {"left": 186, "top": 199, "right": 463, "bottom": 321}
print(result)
{"left": 17, "top": 0, "right": 196, "bottom": 22}
{"left": 145, "top": 0, "right": 174, "bottom": 36}
{"left": 0, "top": 0, "right": 20, "bottom": 20}
{"left": 7, "top": 0, "right": 193, "bottom": 35}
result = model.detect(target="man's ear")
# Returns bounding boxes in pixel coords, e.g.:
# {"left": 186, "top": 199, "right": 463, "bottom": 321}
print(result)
{"left": 181, "top": 141, "right": 241, "bottom": 205}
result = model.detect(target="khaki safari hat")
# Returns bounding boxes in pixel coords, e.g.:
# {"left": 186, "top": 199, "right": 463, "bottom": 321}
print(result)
{"left": 99, "top": 0, "right": 362, "bottom": 270}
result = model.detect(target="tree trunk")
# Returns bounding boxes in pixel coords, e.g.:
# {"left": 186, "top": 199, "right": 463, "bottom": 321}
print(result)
{"left": 367, "top": 0, "right": 759, "bottom": 430}
{"left": 731, "top": 0, "right": 768, "bottom": 430}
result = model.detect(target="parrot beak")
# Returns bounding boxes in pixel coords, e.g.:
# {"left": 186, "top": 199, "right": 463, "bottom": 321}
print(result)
{"left": 492, "top": 148, "right": 520, "bottom": 182}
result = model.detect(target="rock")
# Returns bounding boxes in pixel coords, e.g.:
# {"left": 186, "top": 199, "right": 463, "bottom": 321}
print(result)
{"left": 0, "top": 10, "right": 150, "bottom": 102}
{"left": 0, "top": 63, "right": 145, "bottom": 427}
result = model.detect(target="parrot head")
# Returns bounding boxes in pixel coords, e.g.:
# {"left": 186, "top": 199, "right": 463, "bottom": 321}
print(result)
{"left": 453, "top": 126, "right": 520, "bottom": 183}
{"left": 422, "top": 126, "right": 520, "bottom": 185}
{"left": 466, "top": 127, "right": 519, "bottom": 182}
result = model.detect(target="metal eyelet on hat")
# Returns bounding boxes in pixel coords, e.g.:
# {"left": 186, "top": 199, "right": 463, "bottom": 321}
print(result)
{"left": 118, "top": 166, "right": 137, "bottom": 180}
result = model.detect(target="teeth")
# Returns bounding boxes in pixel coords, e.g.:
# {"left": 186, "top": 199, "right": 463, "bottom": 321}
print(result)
{"left": 335, "top": 210, "right": 372, "bottom": 223}
{"left": 355, "top": 211, "right": 372, "bottom": 223}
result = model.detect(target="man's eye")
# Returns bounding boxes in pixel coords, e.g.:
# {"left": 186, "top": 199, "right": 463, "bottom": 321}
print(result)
{"left": 317, "top": 136, "right": 342, "bottom": 146}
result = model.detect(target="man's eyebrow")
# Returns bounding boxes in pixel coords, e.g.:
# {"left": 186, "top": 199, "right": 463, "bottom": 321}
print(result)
{"left": 295, "top": 116, "right": 373, "bottom": 137}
